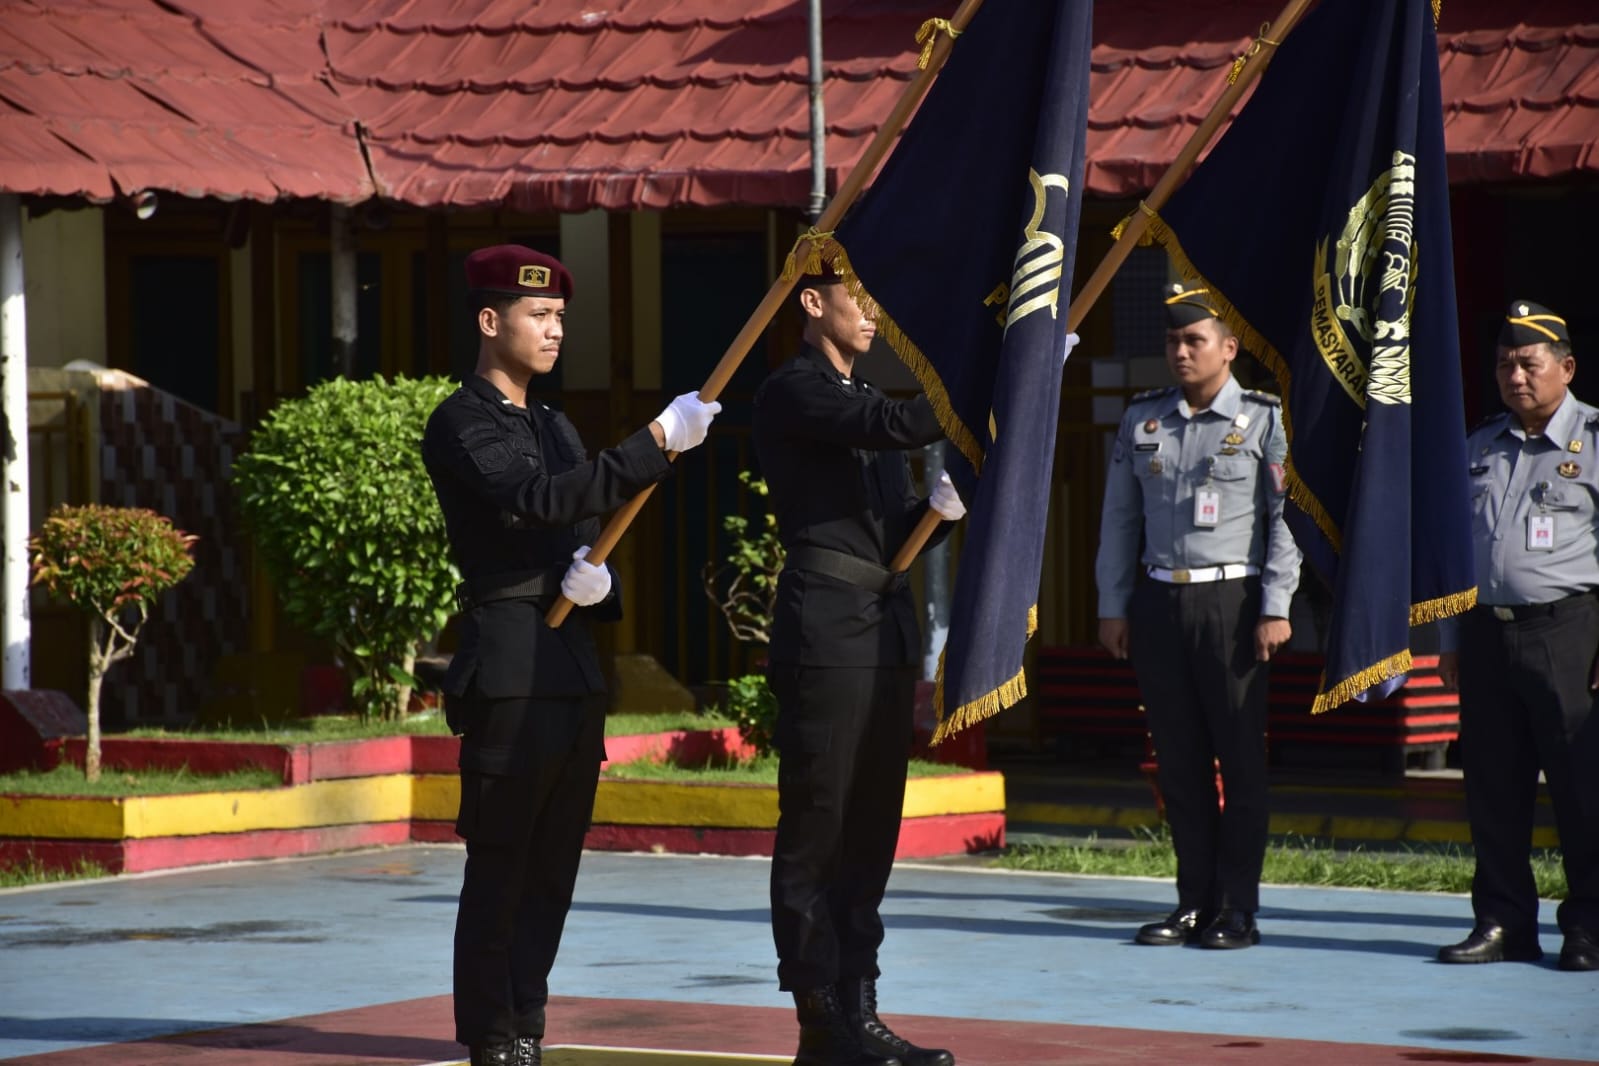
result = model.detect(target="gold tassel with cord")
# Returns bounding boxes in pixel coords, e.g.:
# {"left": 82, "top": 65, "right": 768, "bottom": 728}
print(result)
{"left": 915, "top": 18, "right": 962, "bottom": 70}
{"left": 1433, "top": 1, "right": 1442, "bottom": 27}
{"left": 1311, "top": 649, "right": 1413, "bottom": 715}
{"left": 780, "top": 228, "right": 835, "bottom": 283}
{"left": 930, "top": 605, "right": 1039, "bottom": 745}
{"left": 818, "top": 239, "right": 986, "bottom": 473}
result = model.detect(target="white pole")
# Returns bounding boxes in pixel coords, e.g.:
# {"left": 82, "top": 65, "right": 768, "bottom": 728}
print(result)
{"left": 1, "top": 193, "right": 31, "bottom": 689}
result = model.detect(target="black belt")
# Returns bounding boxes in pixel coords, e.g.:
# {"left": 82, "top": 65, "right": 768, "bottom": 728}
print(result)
{"left": 786, "top": 545, "right": 906, "bottom": 596}
{"left": 455, "top": 568, "right": 563, "bottom": 610}
{"left": 1479, "top": 591, "right": 1595, "bottom": 623}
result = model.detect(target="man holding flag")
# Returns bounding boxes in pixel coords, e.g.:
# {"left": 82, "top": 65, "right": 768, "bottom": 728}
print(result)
{"left": 754, "top": 0, "right": 1093, "bottom": 1059}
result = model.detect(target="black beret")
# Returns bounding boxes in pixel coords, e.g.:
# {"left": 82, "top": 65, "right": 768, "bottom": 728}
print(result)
{"left": 1499, "top": 299, "right": 1569, "bottom": 348}
{"left": 1165, "top": 283, "right": 1221, "bottom": 328}
{"left": 465, "top": 244, "right": 574, "bottom": 302}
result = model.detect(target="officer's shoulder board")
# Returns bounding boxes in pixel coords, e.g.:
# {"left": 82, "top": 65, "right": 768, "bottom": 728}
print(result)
{"left": 1241, "top": 388, "right": 1281, "bottom": 407}
{"left": 1469, "top": 410, "right": 1509, "bottom": 436}
{"left": 1129, "top": 385, "right": 1176, "bottom": 404}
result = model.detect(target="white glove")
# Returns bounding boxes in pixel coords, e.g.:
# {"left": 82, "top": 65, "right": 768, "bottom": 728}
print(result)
{"left": 929, "top": 471, "right": 966, "bottom": 521}
{"left": 1063, "top": 331, "right": 1080, "bottom": 367}
{"left": 653, "top": 391, "right": 722, "bottom": 453}
{"left": 560, "top": 546, "right": 612, "bottom": 607}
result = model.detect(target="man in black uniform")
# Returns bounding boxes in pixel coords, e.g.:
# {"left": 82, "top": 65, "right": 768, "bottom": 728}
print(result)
{"left": 422, "top": 244, "right": 721, "bottom": 1066}
{"left": 753, "top": 268, "right": 963, "bottom": 1066}
{"left": 1437, "top": 300, "right": 1599, "bottom": 972}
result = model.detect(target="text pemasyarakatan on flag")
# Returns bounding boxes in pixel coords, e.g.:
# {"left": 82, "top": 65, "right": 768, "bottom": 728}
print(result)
{"left": 809, "top": 0, "right": 1093, "bottom": 741}
{"left": 1140, "top": 0, "right": 1475, "bottom": 712}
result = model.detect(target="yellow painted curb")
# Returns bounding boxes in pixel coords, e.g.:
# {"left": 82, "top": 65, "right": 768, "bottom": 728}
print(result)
{"left": 593, "top": 781, "right": 779, "bottom": 829}
{"left": 413, "top": 774, "right": 460, "bottom": 822}
{"left": 1, "top": 776, "right": 414, "bottom": 840}
{"left": 0, "top": 794, "right": 128, "bottom": 839}
{"left": 902, "top": 772, "right": 1005, "bottom": 818}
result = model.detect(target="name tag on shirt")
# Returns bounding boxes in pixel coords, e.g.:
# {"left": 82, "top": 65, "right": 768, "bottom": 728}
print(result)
{"left": 1194, "top": 489, "right": 1221, "bottom": 528}
{"left": 1527, "top": 514, "right": 1556, "bottom": 551}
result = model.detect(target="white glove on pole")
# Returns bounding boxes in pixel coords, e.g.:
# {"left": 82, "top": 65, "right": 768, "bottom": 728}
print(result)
{"left": 560, "top": 546, "right": 612, "bottom": 607}
{"left": 929, "top": 471, "right": 966, "bottom": 521}
{"left": 653, "top": 392, "right": 723, "bottom": 453}
{"left": 1063, "top": 331, "right": 1081, "bottom": 367}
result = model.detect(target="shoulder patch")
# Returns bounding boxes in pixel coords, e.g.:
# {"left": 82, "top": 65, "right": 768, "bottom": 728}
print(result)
{"left": 1130, "top": 385, "right": 1177, "bottom": 403}
{"left": 1241, "top": 389, "right": 1281, "bottom": 406}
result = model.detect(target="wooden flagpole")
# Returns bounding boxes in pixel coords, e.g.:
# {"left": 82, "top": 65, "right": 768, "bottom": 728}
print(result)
{"left": 885, "top": 0, "right": 1317, "bottom": 574}
{"left": 546, "top": 0, "right": 987, "bottom": 627}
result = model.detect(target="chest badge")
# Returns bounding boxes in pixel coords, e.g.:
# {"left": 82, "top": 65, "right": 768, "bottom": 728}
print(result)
{"left": 1569, "top": 440, "right": 1584, "bottom": 454}
{"left": 1219, "top": 447, "right": 1239, "bottom": 456}
{"left": 1142, "top": 418, "right": 1159, "bottom": 434}
{"left": 1223, "top": 431, "right": 1245, "bottom": 446}
{"left": 1558, "top": 460, "right": 1581, "bottom": 479}
{"left": 1148, "top": 458, "right": 1164, "bottom": 475}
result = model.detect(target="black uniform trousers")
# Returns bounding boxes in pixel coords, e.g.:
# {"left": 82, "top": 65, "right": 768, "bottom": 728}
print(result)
{"left": 768, "top": 663, "right": 916, "bottom": 992}
{"left": 1458, "top": 598, "right": 1599, "bottom": 939}
{"left": 1129, "top": 574, "right": 1270, "bottom": 913}
{"left": 452, "top": 692, "right": 607, "bottom": 1047}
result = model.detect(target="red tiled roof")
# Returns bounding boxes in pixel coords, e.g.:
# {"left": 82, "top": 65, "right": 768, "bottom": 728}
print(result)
{"left": 0, "top": 0, "right": 1595, "bottom": 210}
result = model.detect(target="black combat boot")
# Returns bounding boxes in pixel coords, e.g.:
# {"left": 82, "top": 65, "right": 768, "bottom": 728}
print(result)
{"left": 467, "top": 1043, "right": 514, "bottom": 1066}
{"left": 837, "top": 976, "right": 954, "bottom": 1066}
{"left": 793, "top": 985, "right": 903, "bottom": 1066}
{"left": 512, "top": 1036, "right": 542, "bottom": 1065}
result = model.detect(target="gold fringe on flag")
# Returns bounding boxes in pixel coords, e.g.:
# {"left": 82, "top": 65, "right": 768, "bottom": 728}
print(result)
{"left": 815, "top": 238, "right": 986, "bottom": 474}
{"left": 1311, "top": 649, "right": 1413, "bottom": 715}
{"left": 930, "top": 605, "right": 1038, "bottom": 745}
{"left": 915, "top": 18, "right": 963, "bottom": 70}
{"left": 1433, "top": 1, "right": 1442, "bottom": 27}
{"left": 1410, "top": 585, "right": 1476, "bottom": 626}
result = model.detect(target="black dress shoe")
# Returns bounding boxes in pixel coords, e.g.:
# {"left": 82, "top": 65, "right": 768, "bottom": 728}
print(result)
{"left": 1559, "top": 929, "right": 1599, "bottom": 972}
{"left": 1437, "top": 923, "right": 1542, "bottom": 964}
{"left": 1200, "top": 908, "right": 1260, "bottom": 949}
{"left": 1135, "top": 906, "right": 1211, "bottom": 946}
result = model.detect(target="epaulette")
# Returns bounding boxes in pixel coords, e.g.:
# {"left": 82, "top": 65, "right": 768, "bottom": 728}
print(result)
{"left": 1130, "top": 385, "right": 1177, "bottom": 403}
{"left": 1470, "top": 411, "right": 1509, "bottom": 433}
{"left": 1241, "top": 389, "right": 1281, "bottom": 406}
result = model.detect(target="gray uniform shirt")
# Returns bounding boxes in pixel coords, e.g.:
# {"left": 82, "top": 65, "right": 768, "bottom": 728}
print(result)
{"left": 1095, "top": 374, "right": 1302, "bottom": 619}
{"left": 1462, "top": 390, "right": 1599, "bottom": 605}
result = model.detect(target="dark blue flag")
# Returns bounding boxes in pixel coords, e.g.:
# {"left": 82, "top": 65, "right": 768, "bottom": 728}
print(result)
{"left": 1143, "top": 0, "right": 1475, "bottom": 712}
{"left": 806, "top": 0, "right": 1093, "bottom": 739}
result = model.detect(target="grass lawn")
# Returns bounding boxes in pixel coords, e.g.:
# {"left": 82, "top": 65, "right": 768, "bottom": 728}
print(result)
{"left": 603, "top": 755, "right": 969, "bottom": 784}
{"left": 118, "top": 708, "right": 735, "bottom": 743}
{"left": 996, "top": 829, "right": 1569, "bottom": 898}
{"left": 0, "top": 858, "right": 113, "bottom": 890}
{"left": 0, "top": 764, "right": 284, "bottom": 797}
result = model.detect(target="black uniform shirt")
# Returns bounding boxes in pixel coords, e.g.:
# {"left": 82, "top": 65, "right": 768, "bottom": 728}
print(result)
{"left": 753, "top": 346, "right": 947, "bottom": 668}
{"left": 422, "top": 374, "right": 670, "bottom": 698}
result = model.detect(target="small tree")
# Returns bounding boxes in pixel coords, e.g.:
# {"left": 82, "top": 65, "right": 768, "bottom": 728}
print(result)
{"left": 703, "top": 472, "right": 784, "bottom": 754}
{"left": 702, "top": 472, "right": 784, "bottom": 646}
{"left": 29, "top": 505, "right": 196, "bottom": 780}
{"left": 232, "top": 375, "right": 458, "bottom": 720}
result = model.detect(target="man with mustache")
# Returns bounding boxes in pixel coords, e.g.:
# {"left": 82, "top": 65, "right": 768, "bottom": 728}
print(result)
{"left": 1437, "top": 299, "right": 1599, "bottom": 973}
{"left": 753, "top": 264, "right": 962, "bottom": 1066}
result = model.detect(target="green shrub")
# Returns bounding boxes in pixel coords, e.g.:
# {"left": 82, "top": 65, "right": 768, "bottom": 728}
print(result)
{"left": 232, "top": 376, "right": 458, "bottom": 720}
{"left": 702, "top": 472, "right": 784, "bottom": 645}
{"left": 723, "top": 672, "right": 778, "bottom": 756}
{"left": 29, "top": 505, "right": 196, "bottom": 780}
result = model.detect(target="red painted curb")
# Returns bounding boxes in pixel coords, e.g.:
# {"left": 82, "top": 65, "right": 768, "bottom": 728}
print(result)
{"left": 0, "top": 823, "right": 414, "bottom": 875}
{"left": 601, "top": 727, "right": 756, "bottom": 769}
{"left": 583, "top": 812, "right": 1004, "bottom": 859}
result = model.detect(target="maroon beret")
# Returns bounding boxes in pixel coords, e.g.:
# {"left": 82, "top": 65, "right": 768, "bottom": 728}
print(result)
{"left": 464, "top": 244, "right": 574, "bottom": 301}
